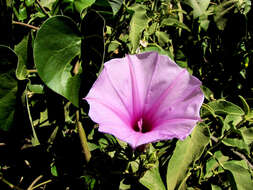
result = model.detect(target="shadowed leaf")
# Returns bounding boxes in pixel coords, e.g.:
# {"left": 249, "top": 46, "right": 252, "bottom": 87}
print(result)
{"left": 0, "top": 45, "right": 18, "bottom": 131}
{"left": 34, "top": 16, "right": 82, "bottom": 107}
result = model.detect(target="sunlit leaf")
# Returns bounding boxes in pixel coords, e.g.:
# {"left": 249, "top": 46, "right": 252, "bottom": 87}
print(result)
{"left": 74, "top": 0, "right": 96, "bottom": 13}
{"left": 222, "top": 114, "right": 243, "bottom": 135}
{"left": 204, "top": 99, "right": 244, "bottom": 116}
{"left": 240, "top": 127, "right": 253, "bottom": 145}
{"left": 205, "top": 151, "right": 228, "bottom": 178}
{"left": 129, "top": 4, "right": 149, "bottom": 53}
{"left": 222, "top": 138, "right": 250, "bottom": 154}
{"left": 223, "top": 160, "right": 253, "bottom": 190}
{"left": 166, "top": 123, "right": 210, "bottom": 190}
{"left": 155, "top": 31, "right": 170, "bottom": 46}
{"left": 108, "top": 0, "right": 123, "bottom": 15}
{"left": 185, "top": 0, "right": 210, "bottom": 18}
{"left": 161, "top": 18, "right": 191, "bottom": 32}
{"left": 15, "top": 35, "right": 28, "bottom": 80}
{"left": 140, "top": 161, "right": 166, "bottom": 190}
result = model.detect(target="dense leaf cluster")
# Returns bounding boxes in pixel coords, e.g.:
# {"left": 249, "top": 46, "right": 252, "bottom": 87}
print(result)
{"left": 0, "top": 0, "right": 253, "bottom": 189}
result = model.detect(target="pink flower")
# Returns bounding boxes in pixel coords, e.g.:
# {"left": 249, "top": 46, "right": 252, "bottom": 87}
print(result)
{"left": 84, "top": 52, "right": 204, "bottom": 149}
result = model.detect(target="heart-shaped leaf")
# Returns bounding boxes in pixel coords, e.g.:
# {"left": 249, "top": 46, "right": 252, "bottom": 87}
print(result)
{"left": 34, "top": 16, "right": 82, "bottom": 107}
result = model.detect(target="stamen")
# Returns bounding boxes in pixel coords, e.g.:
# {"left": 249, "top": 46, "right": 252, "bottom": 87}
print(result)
{"left": 137, "top": 118, "right": 143, "bottom": 132}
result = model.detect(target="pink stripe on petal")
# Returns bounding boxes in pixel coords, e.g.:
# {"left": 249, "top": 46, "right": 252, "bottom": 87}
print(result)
{"left": 126, "top": 55, "right": 142, "bottom": 120}
{"left": 104, "top": 66, "right": 132, "bottom": 118}
{"left": 145, "top": 69, "right": 187, "bottom": 120}
{"left": 85, "top": 97, "right": 131, "bottom": 127}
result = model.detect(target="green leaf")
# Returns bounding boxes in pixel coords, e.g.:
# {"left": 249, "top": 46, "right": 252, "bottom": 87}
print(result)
{"left": 211, "top": 184, "right": 222, "bottom": 190}
{"left": 239, "top": 95, "right": 250, "bottom": 115}
{"left": 0, "top": 45, "right": 18, "bottom": 131}
{"left": 240, "top": 127, "right": 253, "bottom": 145}
{"left": 119, "top": 179, "right": 131, "bottom": 190}
{"left": 34, "top": 16, "right": 82, "bottom": 107}
{"left": 15, "top": 35, "right": 28, "bottom": 80}
{"left": 222, "top": 138, "right": 250, "bottom": 154}
{"left": 213, "top": 0, "right": 236, "bottom": 30}
{"left": 140, "top": 162, "right": 166, "bottom": 190}
{"left": 25, "top": 0, "right": 35, "bottom": 7}
{"left": 206, "top": 99, "right": 244, "bottom": 116}
{"left": 74, "top": 0, "right": 96, "bottom": 13}
{"left": 155, "top": 31, "right": 170, "bottom": 47}
{"left": 129, "top": 4, "right": 149, "bottom": 53}
{"left": 27, "top": 83, "right": 44, "bottom": 94}
{"left": 223, "top": 161, "right": 253, "bottom": 190}
{"left": 205, "top": 151, "right": 228, "bottom": 178}
{"left": 51, "top": 164, "right": 58, "bottom": 176}
{"left": 18, "top": 5, "right": 28, "bottom": 21}
{"left": 40, "top": 0, "right": 57, "bottom": 10}
{"left": 166, "top": 123, "right": 210, "bottom": 190}
{"left": 185, "top": 0, "right": 210, "bottom": 18}
{"left": 107, "top": 40, "right": 120, "bottom": 53}
{"left": 108, "top": 0, "right": 123, "bottom": 15}
{"left": 161, "top": 18, "right": 191, "bottom": 32}
{"left": 200, "top": 85, "right": 214, "bottom": 101}
{"left": 222, "top": 114, "right": 243, "bottom": 135}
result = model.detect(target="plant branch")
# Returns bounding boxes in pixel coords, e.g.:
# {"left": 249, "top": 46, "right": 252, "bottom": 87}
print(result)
{"left": 76, "top": 110, "right": 91, "bottom": 162}
{"left": 12, "top": 21, "right": 39, "bottom": 30}
{"left": 31, "top": 179, "right": 52, "bottom": 190}
{"left": 0, "top": 173, "right": 24, "bottom": 190}
{"left": 27, "top": 175, "right": 43, "bottom": 190}
{"left": 231, "top": 149, "right": 253, "bottom": 170}
{"left": 210, "top": 136, "right": 253, "bottom": 170}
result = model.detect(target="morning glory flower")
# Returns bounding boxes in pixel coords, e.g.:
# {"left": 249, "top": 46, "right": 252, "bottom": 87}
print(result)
{"left": 85, "top": 51, "right": 204, "bottom": 149}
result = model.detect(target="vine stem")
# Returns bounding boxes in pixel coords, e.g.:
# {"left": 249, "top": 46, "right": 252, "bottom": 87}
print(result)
{"left": 31, "top": 179, "right": 52, "bottom": 190}
{"left": 12, "top": 21, "right": 39, "bottom": 30}
{"left": 35, "top": 0, "right": 50, "bottom": 17}
{"left": 211, "top": 136, "right": 253, "bottom": 170}
{"left": 27, "top": 175, "right": 43, "bottom": 190}
{"left": 76, "top": 110, "right": 91, "bottom": 162}
{"left": 0, "top": 173, "right": 23, "bottom": 190}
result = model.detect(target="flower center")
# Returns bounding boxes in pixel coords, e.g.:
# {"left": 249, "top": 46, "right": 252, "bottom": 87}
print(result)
{"left": 133, "top": 118, "right": 152, "bottom": 133}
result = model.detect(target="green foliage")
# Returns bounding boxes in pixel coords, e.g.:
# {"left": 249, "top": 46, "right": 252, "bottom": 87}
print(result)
{"left": 129, "top": 4, "right": 149, "bottom": 53}
{"left": 0, "top": 46, "right": 18, "bottom": 131}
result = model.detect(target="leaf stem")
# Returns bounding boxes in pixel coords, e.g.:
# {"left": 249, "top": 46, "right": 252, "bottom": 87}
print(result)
{"left": 25, "top": 92, "right": 40, "bottom": 146}
{"left": 27, "top": 69, "right": 37, "bottom": 73}
{"left": 12, "top": 21, "right": 39, "bottom": 30}
{"left": 76, "top": 110, "right": 91, "bottom": 162}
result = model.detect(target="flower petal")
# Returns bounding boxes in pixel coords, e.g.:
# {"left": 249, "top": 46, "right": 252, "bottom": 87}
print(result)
{"left": 85, "top": 67, "right": 132, "bottom": 128}
{"left": 134, "top": 119, "right": 199, "bottom": 148}
{"left": 143, "top": 54, "right": 204, "bottom": 128}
